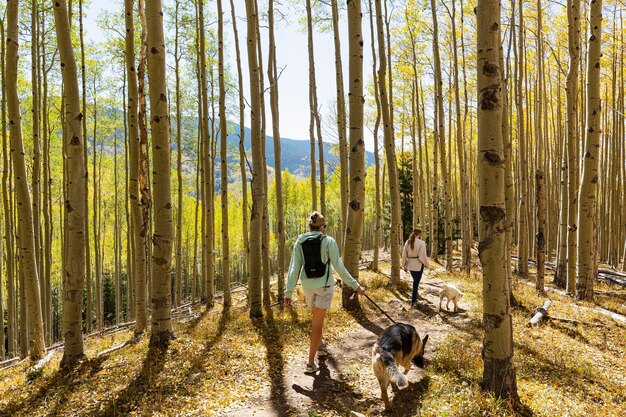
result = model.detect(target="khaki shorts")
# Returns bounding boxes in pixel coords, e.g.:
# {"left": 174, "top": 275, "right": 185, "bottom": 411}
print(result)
{"left": 302, "top": 286, "right": 335, "bottom": 310}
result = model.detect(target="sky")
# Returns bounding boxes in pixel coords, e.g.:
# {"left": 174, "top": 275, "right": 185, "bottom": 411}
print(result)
{"left": 85, "top": 0, "right": 377, "bottom": 152}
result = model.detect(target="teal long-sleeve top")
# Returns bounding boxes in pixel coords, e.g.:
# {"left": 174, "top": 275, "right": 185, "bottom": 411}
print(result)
{"left": 284, "top": 231, "right": 361, "bottom": 299}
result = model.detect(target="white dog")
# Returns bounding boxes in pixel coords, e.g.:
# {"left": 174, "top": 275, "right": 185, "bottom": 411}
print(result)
{"left": 439, "top": 284, "right": 463, "bottom": 312}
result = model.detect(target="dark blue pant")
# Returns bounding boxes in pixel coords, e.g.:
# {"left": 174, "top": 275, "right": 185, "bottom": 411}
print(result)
{"left": 410, "top": 266, "right": 425, "bottom": 306}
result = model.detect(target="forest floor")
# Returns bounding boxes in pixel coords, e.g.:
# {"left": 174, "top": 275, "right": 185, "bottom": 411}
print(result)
{"left": 1, "top": 251, "right": 626, "bottom": 417}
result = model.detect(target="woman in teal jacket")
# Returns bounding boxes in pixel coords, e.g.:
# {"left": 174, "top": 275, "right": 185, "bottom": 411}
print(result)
{"left": 284, "top": 212, "right": 365, "bottom": 373}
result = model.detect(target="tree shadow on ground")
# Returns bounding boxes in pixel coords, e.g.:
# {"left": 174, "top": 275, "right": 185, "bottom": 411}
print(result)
{"left": 96, "top": 342, "right": 168, "bottom": 416}
{"left": 381, "top": 374, "right": 431, "bottom": 416}
{"left": 0, "top": 355, "right": 107, "bottom": 416}
{"left": 292, "top": 354, "right": 378, "bottom": 415}
{"left": 252, "top": 310, "right": 296, "bottom": 417}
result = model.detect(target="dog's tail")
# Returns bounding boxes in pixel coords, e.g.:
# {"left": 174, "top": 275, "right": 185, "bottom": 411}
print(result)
{"left": 379, "top": 349, "right": 408, "bottom": 389}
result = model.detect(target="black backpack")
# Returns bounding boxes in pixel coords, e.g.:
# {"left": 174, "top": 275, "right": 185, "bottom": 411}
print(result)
{"left": 301, "top": 235, "right": 329, "bottom": 279}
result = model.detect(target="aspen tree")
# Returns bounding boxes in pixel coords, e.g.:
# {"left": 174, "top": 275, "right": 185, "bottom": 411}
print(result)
{"left": 1, "top": 15, "right": 17, "bottom": 357}
{"left": 40, "top": 8, "right": 53, "bottom": 343}
{"left": 217, "top": 0, "right": 230, "bottom": 308}
{"left": 536, "top": 170, "right": 546, "bottom": 295}
{"left": 515, "top": 0, "right": 529, "bottom": 278}
{"left": 566, "top": 0, "right": 582, "bottom": 295}
{"left": 306, "top": 0, "right": 318, "bottom": 212}
{"left": 502, "top": 0, "right": 516, "bottom": 301}
{"left": 146, "top": 0, "right": 175, "bottom": 347}
{"left": 254, "top": 0, "right": 271, "bottom": 308}
{"left": 7, "top": 0, "right": 46, "bottom": 360}
{"left": 229, "top": 0, "right": 250, "bottom": 285}
{"left": 245, "top": 0, "right": 264, "bottom": 318}
{"left": 331, "top": 0, "right": 348, "bottom": 252}
{"left": 92, "top": 79, "right": 103, "bottom": 330}
{"left": 343, "top": 0, "right": 364, "bottom": 311}
{"left": 268, "top": 0, "right": 285, "bottom": 303}
{"left": 173, "top": 0, "right": 183, "bottom": 308}
{"left": 114, "top": 129, "right": 121, "bottom": 325}
{"left": 375, "top": 0, "right": 401, "bottom": 285}
{"left": 198, "top": 0, "right": 215, "bottom": 309}
{"left": 535, "top": 0, "right": 546, "bottom": 295}
{"left": 138, "top": 0, "right": 152, "bottom": 303}
{"left": 431, "top": 0, "right": 452, "bottom": 270}
{"left": 450, "top": 0, "right": 470, "bottom": 271}
{"left": 477, "top": 0, "right": 518, "bottom": 400}
{"left": 31, "top": 0, "right": 44, "bottom": 332}
{"left": 368, "top": 0, "right": 382, "bottom": 272}
{"left": 78, "top": 0, "right": 92, "bottom": 333}
{"left": 125, "top": 0, "right": 148, "bottom": 335}
{"left": 52, "top": 0, "right": 86, "bottom": 366}
{"left": 576, "top": 0, "right": 603, "bottom": 302}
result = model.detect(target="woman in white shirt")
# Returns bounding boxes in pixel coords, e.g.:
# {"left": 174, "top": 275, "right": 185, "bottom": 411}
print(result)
{"left": 402, "top": 228, "right": 431, "bottom": 307}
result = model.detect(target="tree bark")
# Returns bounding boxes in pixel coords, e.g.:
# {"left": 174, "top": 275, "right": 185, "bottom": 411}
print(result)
{"left": 125, "top": 0, "right": 148, "bottom": 336}
{"left": 217, "top": 0, "right": 231, "bottom": 308}
{"left": 368, "top": 0, "right": 381, "bottom": 272}
{"left": 229, "top": 0, "right": 250, "bottom": 290}
{"left": 78, "top": 0, "right": 92, "bottom": 334}
{"left": 576, "top": 0, "right": 602, "bottom": 302}
{"left": 375, "top": 0, "right": 401, "bottom": 285}
{"left": 52, "top": 0, "right": 86, "bottom": 367}
{"left": 138, "top": 0, "right": 152, "bottom": 307}
{"left": 146, "top": 0, "right": 175, "bottom": 348}
{"left": 1, "top": 15, "right": 17, "bottom": 358}
{"left": 268, "top": 0, "right": 285, "bottom": 304}
{"left": 430, "top": 0, "right": 452, "bottom": 270}
{"left": 536, "top": 170, "right": 546, "bottom": 295}
{"left": 7, "top": 0, "right": 46, "bottom": 361}
{"left": 245, "top": 0, "right": 264, "bottom": 319}
{"left": 330, "top": 0, "right": 348, "bottom": 253}
{"left": 515, "top": 0, "right": 528, "bottom": 278}
{"left": 306, "top": 0, "right": 318, "bottom": 213}
{"left": 566, "top": 0, "right": 582, "bottom": 295}
{"left": 342, "top": 0, "right": 364, "bottom": 311}
{"left": 451, "top": 0, "right": 471, "bottom": 272}
{"left": 198, "top": 0, "right": 215, "bottom": 309}
{"left": 477, "top": 0, "right": 518, "bottom": 400}
{"left": 173, "top": 0, "right": 183, "bottom": 308}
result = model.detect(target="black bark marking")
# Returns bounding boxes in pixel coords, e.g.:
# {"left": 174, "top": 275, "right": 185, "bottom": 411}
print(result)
{"left": 480, "top": 206, "right": 506, "bottom": 224}
{"left": 483, "top": 313, "right": 504, "bottom": 333}
{"left": 484, "top": 151, "right": 504, "bottom": 165}
{"left": 349, "top": 200, "right": 361, "bottom": 210}
{"left": 480, "top": 85, "right": 500, "bottom": 110}
{"left": 152, "top": 296, "right": 168, "bottom": 309}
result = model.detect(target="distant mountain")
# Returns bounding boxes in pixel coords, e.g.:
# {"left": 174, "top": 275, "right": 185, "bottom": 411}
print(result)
{"left": 226, "top": 123, "right": 375, "bottom": 179}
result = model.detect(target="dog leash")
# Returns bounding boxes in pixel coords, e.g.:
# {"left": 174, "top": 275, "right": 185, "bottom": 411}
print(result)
{"left": 352, "top": 291, "right": 397, "bottom": 324}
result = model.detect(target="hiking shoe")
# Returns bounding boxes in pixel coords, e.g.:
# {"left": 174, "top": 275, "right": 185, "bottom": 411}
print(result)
{"left": 305, "top": 362, "right": 319, "bottom": 373}
{"left": 317, "top": 339, "right": 327, "bottom": 353}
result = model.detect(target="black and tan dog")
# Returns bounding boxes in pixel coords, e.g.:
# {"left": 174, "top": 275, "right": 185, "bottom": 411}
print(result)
{"left": 371, "top": 323, "right": 429, "bottom": 409}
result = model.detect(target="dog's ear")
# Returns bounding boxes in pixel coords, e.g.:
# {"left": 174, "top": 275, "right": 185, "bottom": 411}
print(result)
{"left": 422, "top": 334, "right": 429, "bottom": 348}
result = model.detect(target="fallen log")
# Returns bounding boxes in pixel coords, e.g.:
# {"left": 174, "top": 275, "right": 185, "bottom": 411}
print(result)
{"left": 529, "top": 300, "right": 552, "bottom": 326}
{"left": 0, "top": 357, "right": 22, "bottom": 370}
{"left": 25, "top": 348, "right": 63, "bottom": 379}
{"left": 594, "top": 290, "right": 626, "bottom": 298}
{"left": 95, "top": 339, "right": 135, "bottom": 359}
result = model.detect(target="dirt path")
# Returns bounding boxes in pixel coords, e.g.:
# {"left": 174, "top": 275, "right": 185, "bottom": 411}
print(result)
{"left": 226, "top": 274, "right": 473, "bottom": 417}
